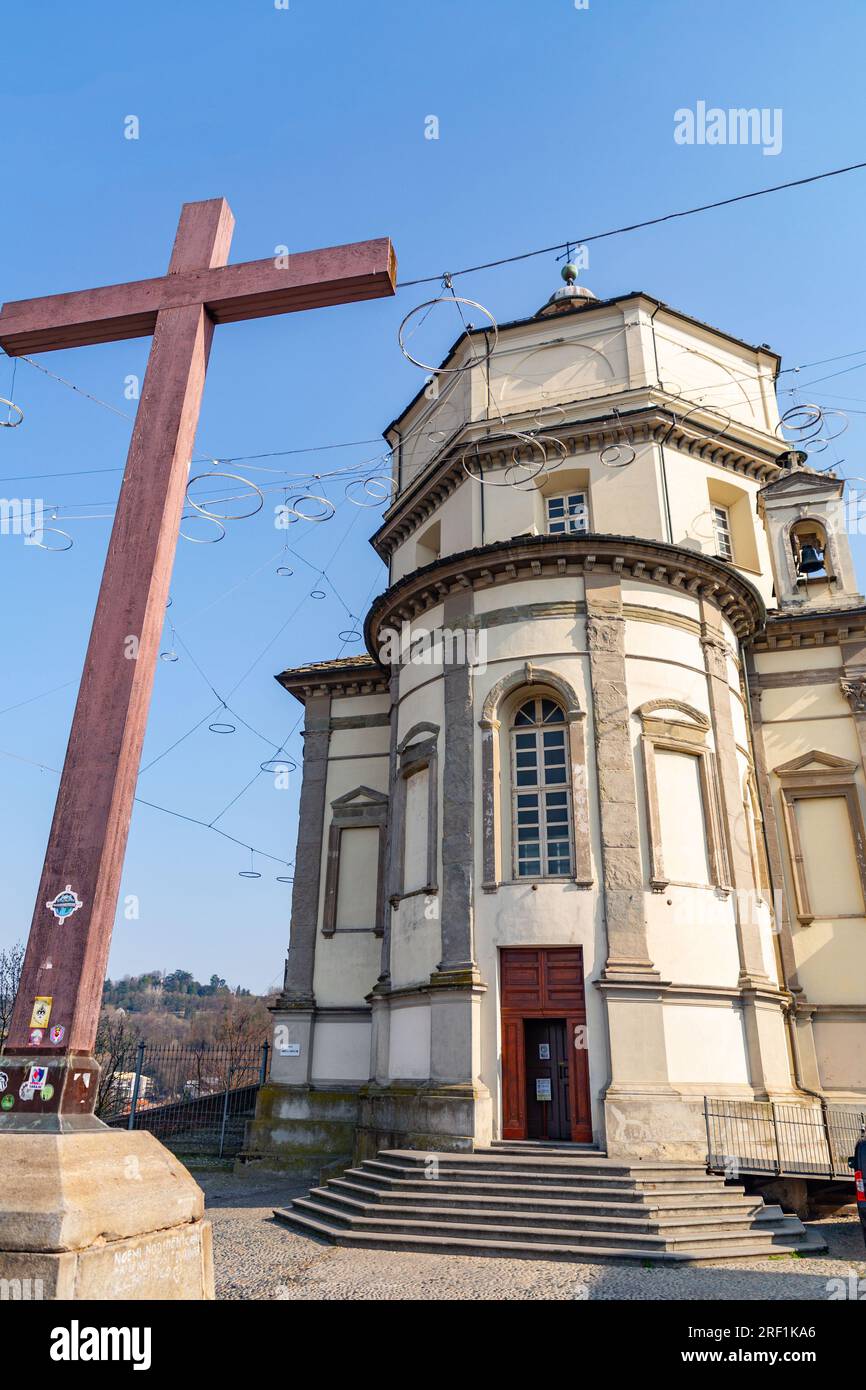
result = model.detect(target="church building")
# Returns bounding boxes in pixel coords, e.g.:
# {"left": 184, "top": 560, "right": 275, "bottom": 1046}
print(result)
{"left": 245, "top": 272, "right": 866, "bottom": 1177}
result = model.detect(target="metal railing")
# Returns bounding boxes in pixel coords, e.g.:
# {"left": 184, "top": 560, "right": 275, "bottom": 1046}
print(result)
{"left": 99, "top": 1041, "right": 269, "bottom": 1159}
{"left": 704, "top": 1095, "right": 865, "bottom": 1181}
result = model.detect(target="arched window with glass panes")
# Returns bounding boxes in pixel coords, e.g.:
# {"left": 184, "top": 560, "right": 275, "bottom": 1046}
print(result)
{"left": 511, "top": 696, "right": 574, "bottom": 878}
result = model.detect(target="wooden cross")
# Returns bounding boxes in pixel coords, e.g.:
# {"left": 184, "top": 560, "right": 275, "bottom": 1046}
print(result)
{"left": 0, "top": 199, "right": 396, "bottom": 1122}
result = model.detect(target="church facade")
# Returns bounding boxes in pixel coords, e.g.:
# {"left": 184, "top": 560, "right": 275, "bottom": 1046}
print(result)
{"left": 245, "top": 278, "right": 866, "bottom": 1172}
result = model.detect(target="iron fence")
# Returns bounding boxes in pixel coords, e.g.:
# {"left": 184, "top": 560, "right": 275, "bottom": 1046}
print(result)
{"left": 100, "top": 1041, "right": 269, "bottom": 1159}
{"left": 704, "top": 1095, "right": 865, "bottom": 1180}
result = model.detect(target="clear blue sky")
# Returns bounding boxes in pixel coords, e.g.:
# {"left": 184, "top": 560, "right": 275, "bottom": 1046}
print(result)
{"left": 1, "top": 0, "right": 864, "bottom": 992}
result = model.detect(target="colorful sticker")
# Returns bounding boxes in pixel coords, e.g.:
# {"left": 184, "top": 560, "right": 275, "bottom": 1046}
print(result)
{"left": 49, "top": 1025, "right": 65, "bottom": 1045}
{"left": 46, "top": 885, "right": 83, "bottom": 923}
{"left": 0, "top": 1071, "right": 7, "bottom": 1094}
{"left": 29, "top": 1028, "right": 44, "bottom": 1046}
{"left": 1, "top": 1095, "right": 13, "bottom": 1110}
{"left": 19, "top": 1084, "right": 33, "bottom": 1102}
{"left": 30, "top": 997, "right": 52, "bottom": 1029}
{"left": 26, "top": 1066, "right": 48, "bottom": 1089}
{"left": 40, "top": 1084, "right": 54, "bottom": 1102}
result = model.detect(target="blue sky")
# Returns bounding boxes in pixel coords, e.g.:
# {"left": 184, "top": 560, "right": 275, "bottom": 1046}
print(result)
{"left": 1, "top": 0, "right": 865, "bottom": 992}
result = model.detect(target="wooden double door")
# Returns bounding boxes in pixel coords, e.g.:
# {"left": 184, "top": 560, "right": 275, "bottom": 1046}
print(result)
{"left": 500, "top": 947, "right": 592, "bottom": 1143}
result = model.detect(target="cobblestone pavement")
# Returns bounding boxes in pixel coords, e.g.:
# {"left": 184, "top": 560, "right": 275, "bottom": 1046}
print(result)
{"left": 199, "top": 1170, "right": 866, "bottom": 1302}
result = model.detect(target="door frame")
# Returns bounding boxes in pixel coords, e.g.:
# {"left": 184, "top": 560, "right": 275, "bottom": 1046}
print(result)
{"left": 500, "top": 946, "right": 592, "bottom": 1143}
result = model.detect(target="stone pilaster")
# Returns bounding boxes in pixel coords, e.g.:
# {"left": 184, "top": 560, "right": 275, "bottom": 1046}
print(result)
{"left": 277, "top": 692, "right": 331, "bottom": 1008}
{"left": 839, "top": 637, "right": 866, "bottom": 777}
{"left": 702, "top": 604, "right": 796, "bottom": 1099}
{"left": 743, "top": 648, "right": 803, "bottom": 996}
{"left": 375, "top": 671, "right": 400, "bottom": 989}
{"left": 435, "top": 588, "right": 478, "bottom": 979}
{"left": 585, "top": 574, "right": 675, "bottom": 1151}
{"left": 585, "top": 574, "right": 656, "bottom": 977}
{"left": 700, "top": 606, "right": 769, "bottom": 987}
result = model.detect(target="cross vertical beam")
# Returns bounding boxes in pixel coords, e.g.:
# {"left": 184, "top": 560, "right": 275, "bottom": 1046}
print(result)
{"left": 0, "top": 199, "right": 396, "bottom": 1125}
{"left": 8, "top": 201, "right": 234, "bottom": 1081}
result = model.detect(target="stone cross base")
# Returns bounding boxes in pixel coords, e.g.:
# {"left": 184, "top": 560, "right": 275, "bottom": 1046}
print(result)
{"left": 0, "top": 1129, "right": 214, "bottom": 1300}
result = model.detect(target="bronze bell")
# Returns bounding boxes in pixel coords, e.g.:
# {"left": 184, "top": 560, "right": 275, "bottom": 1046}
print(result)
{"left": 797, "top": 543, "right": 824, "bottom": 575}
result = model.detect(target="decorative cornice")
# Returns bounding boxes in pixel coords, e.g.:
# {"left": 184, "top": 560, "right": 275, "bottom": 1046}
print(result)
{"left": 364, "top": 533, "right": 765, "bottom": 657}
{"left": 750, "top": 604, "right": 866, "bottom": 653}
{"left": 276, "top": 657, "right": 390, "bottom": 703}
{"left": 372, "top": 401, "right": 786, "bottom": 560}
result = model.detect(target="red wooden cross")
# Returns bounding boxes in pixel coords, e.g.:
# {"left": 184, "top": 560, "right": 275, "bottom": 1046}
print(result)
{"left": 0, "top": 199, "right": 396, "bottom": 1123}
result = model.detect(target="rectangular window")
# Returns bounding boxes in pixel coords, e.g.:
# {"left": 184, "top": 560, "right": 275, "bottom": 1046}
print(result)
{"left": 547, "top": 492, "right": 589, "bottom": 536}
{"left": 512, "top": 722, "right": 573, "bottom": 878}
{"left": 403, "top": 766, "right": 430, "bottom": 892}
{"left": 654, "top": 750, "right": 712, "bottom": 885}
{"left": 793, "top": 796, "right": 865, "bottom": 917}
{"left": 713, "top": 504, "right": 733, "bottom": 561}
{"left": 335, "top": 826, "right": 380, "bottom": 929}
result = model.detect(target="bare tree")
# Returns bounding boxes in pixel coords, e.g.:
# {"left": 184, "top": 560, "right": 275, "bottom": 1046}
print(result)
{"left": 94, "top": 1009, "right": 142, "bottom": 1118}
{"left": 0, "top": 941, "right": 25, "bottom": 1044}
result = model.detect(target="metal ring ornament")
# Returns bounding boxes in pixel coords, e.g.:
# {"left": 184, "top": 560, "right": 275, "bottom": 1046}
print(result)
{"left": 461, "top": 434, "right": 546, "bottom": 489}
{"left": 208, "top": 722, "right": 236, "bottom": 734}
{"left": 0, "top": 397, "right": 24, "bottom": 427}
{"left": 655, "top": 391, "right": 731, "bottom": 453}
{"left": 23, "top": 525, "right": 73, "bottom": 552}
{"left": 261, "top": 757, "right": 298, "bottom": 775}
{"left": 339, "top": 627, "right": 362, "bottom": 642}
{"left": 275, "top": 875, "right": 294, "bottom": 883}
{"left": 532, "top": 398, "right": 566, "bottom": 431}
{"left": 398, "top": 296, "right": 499, "bottom": 375}
{"left": 238, "top": 869, "right": 261, "bottom": 879}
{"left": 310, "top": 588, "right": 327, "bottom": 600}
{"left": 600, "top": 442, "right": 637, "bottom": 469}
{"left": 345, "top": 474, "right": 397, "bottom": 508}
{"left": 800, "top": 409, "right": 849, "bottom": 455}
{"left": 678, "top": 402, "right": 733, "bottom": 446}
{"left": 159, "top": 650, "right": 178, "bottom": 663}
{"left": 525, "top": 432, "right": 569, "bottom": 475}
{"left": 186, "top": 471, "right": 264, "bottom": 521}
{"left": 288, "top": 493, "right": 335, "bottom": 523}
{"left": 688, "top": 509, "right": 717, "bottom": 542}
{"left": 179, "top": 512, "right": 226, "bottom": 544}
{"left": 276, "top": 565, "right": 293, "bottom": 577}
{"left": 775, "top": 403, "right": 825, "bottom": 443}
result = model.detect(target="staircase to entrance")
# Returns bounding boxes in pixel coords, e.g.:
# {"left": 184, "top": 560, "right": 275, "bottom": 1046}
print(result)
{"left": 273, "top": 1144, "right": 828, "bottom": 1264}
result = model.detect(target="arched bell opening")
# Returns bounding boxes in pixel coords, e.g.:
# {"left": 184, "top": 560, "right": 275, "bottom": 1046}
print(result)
{"left": 790, "top": 518, "right": 831, "bottom": 584}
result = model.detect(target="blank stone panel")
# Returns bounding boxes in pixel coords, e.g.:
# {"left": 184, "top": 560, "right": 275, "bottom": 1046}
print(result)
{"left": 335, "top": 826, "right": 379, "bottom": 929}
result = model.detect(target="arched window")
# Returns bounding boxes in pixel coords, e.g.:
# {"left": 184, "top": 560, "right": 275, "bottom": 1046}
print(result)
{"left": 511, "top": 696, "right": 574, "bottom": 878}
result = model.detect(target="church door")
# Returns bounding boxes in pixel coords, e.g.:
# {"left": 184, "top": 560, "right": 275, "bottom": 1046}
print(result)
{"left": 524, "top": 1019, "right": 570, "bottom": 1140}
{"left": 500, "top": 946, "right": 592, "bottom": 1142}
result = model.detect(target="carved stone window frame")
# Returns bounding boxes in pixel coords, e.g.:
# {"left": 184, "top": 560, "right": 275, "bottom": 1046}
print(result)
{"left": 479, "top": 665, "right": 592, "bottom": 893}
{"left": 390, "top": 722, "right": 439, "bottom": 904}
{"left": 773, "top": 749, "right": 866, "bottom": 927}
{"left": 637, "top": 699, "right": 730, "bottom": 894}
{"left": 322, "top": 786, "right": 389, "bottom": 937}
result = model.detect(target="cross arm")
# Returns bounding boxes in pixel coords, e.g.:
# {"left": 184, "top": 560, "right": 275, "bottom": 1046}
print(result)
{"left": 0, "top": 237, "right": 398, "bottom": 355}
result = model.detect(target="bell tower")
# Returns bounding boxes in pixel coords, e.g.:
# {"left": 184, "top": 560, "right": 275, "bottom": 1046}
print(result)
{"left": 757, "top": 457, "right": 862, "bottom": 609}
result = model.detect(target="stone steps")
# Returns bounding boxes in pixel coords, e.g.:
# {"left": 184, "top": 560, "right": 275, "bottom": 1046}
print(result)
{"left": 305, "top": 1188, "right": 777, "bottom": 1237}
{"left": 326, "top": 1176, "right": 764, "bottom": 1221}
{"left": 289, "top": 1192, "right": 808, "bottom": 1250}
{"left": 360, "top": 1156, "right": 732, "bottom": 1193}
{"left": 340, "top": 1166, "right": 746, "bottom": 1205}
{"left": 273, "top": 1147, "right": 829, "bottom": 1265}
